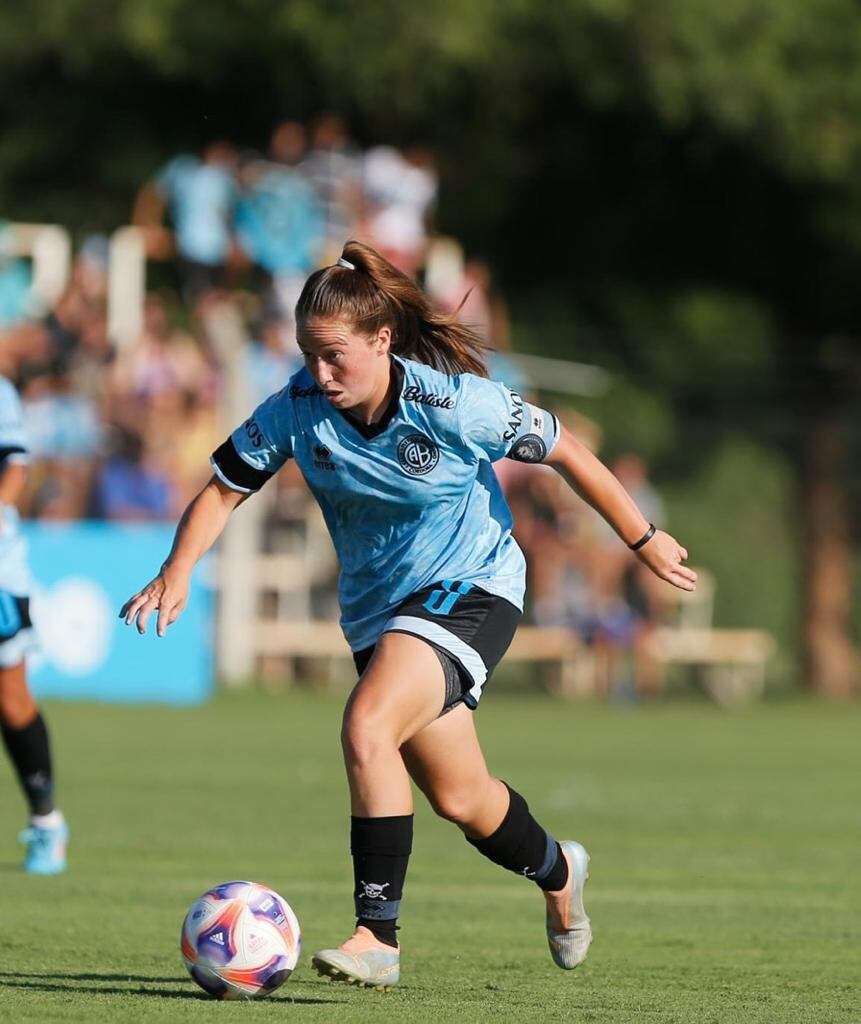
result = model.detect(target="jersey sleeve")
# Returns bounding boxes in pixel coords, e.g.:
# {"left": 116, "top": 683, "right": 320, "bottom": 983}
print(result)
{"left": 459, "top": 375, "right": 560, "bottom": 464}
{"left": 0, "top": 378, "right": 28, "bottom": 464}
{"left": 210, "top": 388, "right": 293, "bottom": 493}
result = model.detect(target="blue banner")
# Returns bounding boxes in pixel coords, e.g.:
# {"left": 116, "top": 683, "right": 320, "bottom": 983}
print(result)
{"left": 22, "top": 522, "right": 214, "bottom": 705}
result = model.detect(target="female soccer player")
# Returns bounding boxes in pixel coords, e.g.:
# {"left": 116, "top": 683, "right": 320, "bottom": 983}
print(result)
{"left": 0, "top": 375, "right": 68, "bottom": 874}
{"left": 121, "top": 241, "right": 695, "bottom": 988}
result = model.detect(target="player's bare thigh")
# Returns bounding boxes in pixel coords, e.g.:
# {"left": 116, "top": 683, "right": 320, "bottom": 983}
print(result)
{"left": 402, "top": 704, "right": 509, "bottom": 838}
{"left": 343, "top": 631, "right": 448, "bottom": 749}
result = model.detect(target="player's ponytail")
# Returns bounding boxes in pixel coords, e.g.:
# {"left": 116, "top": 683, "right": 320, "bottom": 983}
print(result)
{"left": 295, "top": 240, "right": 488, "bottom": 377}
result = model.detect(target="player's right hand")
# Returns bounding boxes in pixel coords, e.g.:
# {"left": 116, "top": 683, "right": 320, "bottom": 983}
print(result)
{"left": 119, "top": 564, "right": 191, "bottom": 638}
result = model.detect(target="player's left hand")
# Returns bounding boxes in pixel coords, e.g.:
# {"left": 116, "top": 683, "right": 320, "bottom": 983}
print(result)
{"left": 634, "top": 530, "right": 697, "bottom": 592}
{"left": 119, "top": 563, "right": 191, "bottom": 637}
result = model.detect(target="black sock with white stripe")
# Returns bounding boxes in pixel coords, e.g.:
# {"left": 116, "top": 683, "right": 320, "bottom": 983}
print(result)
{"left": 467, "top": 783, "right": 568, "bottom": 892}
{"left": 351, "top": 814, "right": 413, "bottom": 948}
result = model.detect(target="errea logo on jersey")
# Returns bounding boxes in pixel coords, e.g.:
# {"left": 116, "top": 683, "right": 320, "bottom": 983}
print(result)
{"left": 313, "top": 443, "right": 336, "bottom": 471}
{"left": 397, "top": 433, "right": 439, "bottom": 476}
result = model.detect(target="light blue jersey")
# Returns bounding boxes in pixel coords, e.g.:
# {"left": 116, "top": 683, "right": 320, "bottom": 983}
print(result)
{"left": 212, "top": 356, "right": 560, "bottom": 651}
{"left": 0, "top": 375, "right": 35, "bottom": 665}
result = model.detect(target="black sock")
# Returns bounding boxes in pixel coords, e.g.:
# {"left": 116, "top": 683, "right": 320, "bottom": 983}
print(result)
{"left": 467, "top": 783, "right": 568, "bottom": 892}
{"left": 351, "top": 814, "right": 413, "bottom": 948}
{"left": 1, "top": 712, "right": 55, "bottom": 817}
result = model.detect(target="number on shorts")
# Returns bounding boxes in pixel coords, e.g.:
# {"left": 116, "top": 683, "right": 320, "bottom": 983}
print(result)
{"left": 422, "top": 580, "right": 474, "bottom": 616}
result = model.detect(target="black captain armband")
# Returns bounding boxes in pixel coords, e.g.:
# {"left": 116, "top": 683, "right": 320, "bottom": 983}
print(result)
{"left": 628, "top": 524, "right": 656, "bottom": 551}
{"left": 211, "top": 438, "right": 273, "bottom": 493}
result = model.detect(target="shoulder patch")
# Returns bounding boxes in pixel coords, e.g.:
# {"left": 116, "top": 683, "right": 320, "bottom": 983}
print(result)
{"left": 508, "top": 434, "right": 547, "bottom": 463}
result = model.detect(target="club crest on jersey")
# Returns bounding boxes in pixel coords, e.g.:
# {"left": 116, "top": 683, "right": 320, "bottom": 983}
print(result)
{"left": 397, "top": 433, "right": 439, "bottom": 476}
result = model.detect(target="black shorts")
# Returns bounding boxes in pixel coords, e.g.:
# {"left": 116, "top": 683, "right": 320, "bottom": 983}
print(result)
{"left": 353, "top": 582, "right": 521, "bottom": 713}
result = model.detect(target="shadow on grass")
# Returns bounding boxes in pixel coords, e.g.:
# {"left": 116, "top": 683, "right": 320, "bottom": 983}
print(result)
{"left": 0, "top": 972, "right": 182, "bottom": 983}
{"left": 0, "top": 973, "right": 341, "bottom": 1004}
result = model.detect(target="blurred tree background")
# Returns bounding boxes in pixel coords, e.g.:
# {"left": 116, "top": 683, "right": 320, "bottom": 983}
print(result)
{"left": 2, "top": 0, "right": 860, "bottom": 692}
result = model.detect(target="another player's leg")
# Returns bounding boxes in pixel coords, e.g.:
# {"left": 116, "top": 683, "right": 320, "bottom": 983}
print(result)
{"left": 0, "top": 660, "right": 68, "bottom": 875}
{"left": 403, "top": 705, "right": 591, "bottom": 969}
{"left": 312, "top": 633, "right": 447, "bottom": 989}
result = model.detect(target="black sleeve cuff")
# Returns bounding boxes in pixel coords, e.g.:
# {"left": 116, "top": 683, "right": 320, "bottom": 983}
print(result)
{"left": 211, "top": 438, "right": 274, "bottom": 493}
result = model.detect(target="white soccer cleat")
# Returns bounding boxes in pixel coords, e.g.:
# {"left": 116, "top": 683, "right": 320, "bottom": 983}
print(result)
{"left": 311, "top": 926, "right": 400, "bottom": 990}
{"left": 544, "top": 839, "right": 591, "bottom": 969}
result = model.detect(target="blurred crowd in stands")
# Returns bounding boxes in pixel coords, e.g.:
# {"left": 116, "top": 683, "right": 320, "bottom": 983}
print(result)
{"left": 0, "top": 113, "right": 672, "bottom": 697}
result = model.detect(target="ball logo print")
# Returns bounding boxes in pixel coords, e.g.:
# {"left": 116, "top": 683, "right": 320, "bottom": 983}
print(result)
{"left": 181, "top": 880, "right": 301, "bottom": 1000}
{"left": 397, "top": 433, "right": 439, "bottom": 476}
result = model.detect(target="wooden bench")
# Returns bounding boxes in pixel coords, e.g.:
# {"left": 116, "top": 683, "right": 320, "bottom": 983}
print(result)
{"left": 254, "top": 603, "right": 775, "bottom": 705}
{"left": 253, "top": 620, "right": 589, "bottom": 695}
{"left": 646, "top": 626, "right": 776, "bottom": 705}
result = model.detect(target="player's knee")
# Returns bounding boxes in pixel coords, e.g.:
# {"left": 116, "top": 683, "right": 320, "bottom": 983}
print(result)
{"left": 340, "top": 705, "right": 396, "bottom": 768}
{"left": 427, "top": 788, "right": 481, "bottom": 827}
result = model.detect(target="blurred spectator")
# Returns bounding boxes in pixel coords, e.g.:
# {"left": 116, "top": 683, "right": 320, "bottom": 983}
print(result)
{"left": 19, "top": 359, "right": 102, "bottom": 520}
{"left": 580, "top": 453, "right": 668, "bottom": 699}
{"left": 0, "top": 222, "right": 31, "bottom": 329}
{"left": 21, "top": 364, "right": 102, "bottom": 463}
{"left": 66, "top": 236, "right": 115, "bottom": 407}
{"left": 361, "top": 144, "right": 437, "bottom": 276}
{"left": 434, "top": 255, "right": 525, "bottom": 392}
{"left": 92, "top": 426, "right": 174, "bottom": 521}
{"left": 133, "top": 141, "right": 239, "bottom": 305}
{"left": 74, "top": 234, "right": 110, "bottom": 305}
{"left": 244, "top": 315, "right": 302, "bottom": 405}
{"left": 162, "top": 389, "right": 220, "bottom": 510}
{"left": 235, "top": 124, "right": 324, "bottom": 342}
{"left": 111, "top": 294, "right": 215, "bottom": 407}
{"left": 269, "top": 121, "right": 307, "bottom": 168}
{"left": 301, "top": 113, "right": 363, "bottom": 262}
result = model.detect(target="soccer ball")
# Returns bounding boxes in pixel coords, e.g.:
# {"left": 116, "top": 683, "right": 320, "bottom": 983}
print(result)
{"left": 180, "top": 880, "right": 301, "bottom": 1000}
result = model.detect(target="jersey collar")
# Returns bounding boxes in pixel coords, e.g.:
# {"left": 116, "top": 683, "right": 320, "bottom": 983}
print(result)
{"left": 339, "top": 356, "right": 405, "bottom": 440}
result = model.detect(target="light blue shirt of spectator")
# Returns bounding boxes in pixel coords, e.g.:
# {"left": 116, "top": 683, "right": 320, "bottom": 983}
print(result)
{"left": 155, "top": 153, "right": 237, "bottom": 266}
{"left": 0, "top": 259, "right": 30, "bottom": 328}
{"left": 23, "top": 393, "right": 102, "bottom": 460}
{"left": 235, "top": 164, "right": 323, "bottom": 276}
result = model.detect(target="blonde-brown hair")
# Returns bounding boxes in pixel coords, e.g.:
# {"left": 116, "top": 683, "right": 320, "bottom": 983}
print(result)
{"left": 295, "top": 240, "right": 488, "bottom": 377}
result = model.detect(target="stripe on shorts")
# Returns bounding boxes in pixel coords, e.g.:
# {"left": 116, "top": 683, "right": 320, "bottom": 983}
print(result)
{"left": 383, "top": 614, "right": 489, "bottom": 704}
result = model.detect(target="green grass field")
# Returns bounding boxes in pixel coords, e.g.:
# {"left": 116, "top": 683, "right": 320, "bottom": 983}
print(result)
{"left": 0, "top": 689, "right": 859, "bottom": 1023}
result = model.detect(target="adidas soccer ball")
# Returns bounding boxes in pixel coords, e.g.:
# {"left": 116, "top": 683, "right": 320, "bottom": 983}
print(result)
{"left": 180, "top": 880, "right": 301, "bottom": 1000}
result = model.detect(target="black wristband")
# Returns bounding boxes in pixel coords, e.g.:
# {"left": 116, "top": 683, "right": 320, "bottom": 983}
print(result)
{"left": 629, "top": 523, "right": 656, "bottom": 551}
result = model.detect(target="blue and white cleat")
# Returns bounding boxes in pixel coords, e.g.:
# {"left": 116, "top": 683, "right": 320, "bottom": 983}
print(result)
{"left": 19, "top": 814, "right": 69, "bottom": 875}
{"left": 545, "top": 839, "right": 591, "bottom": 969}
{"left": 311, "top": 926, "right": 400, "bottom": 990}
